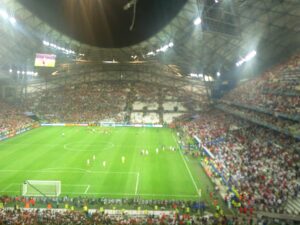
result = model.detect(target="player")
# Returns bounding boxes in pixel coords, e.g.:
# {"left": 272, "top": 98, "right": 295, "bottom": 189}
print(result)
{"left": 141, "top": 149, "right": 145, "bottom": 155}
{"left": 102, "top": 161, "right": 106, "bottom": 167}
{"left": 198, "top": 188, "right": 202, "bottom": 198}
{"left": 145, "top": 150, "right": 149, "bottom": 156}
{"left": 87, "top": 159, "right": 90, "bottom": 165}
{"left": 93, "top": 155, "right": 96, "bottom": 161}
{"left": 121, "top": 156, "right": 125, "bottom": 163}
{"left": 62, "top": 133, "right": 65, "bottom": 137}
{"left": 156, "top": 148, "right": 159, "bottom": 154}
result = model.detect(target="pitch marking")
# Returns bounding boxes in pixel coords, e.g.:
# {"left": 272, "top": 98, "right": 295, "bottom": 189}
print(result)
{"left": 0, "top": 184, "right": 199, "bottom": 199}
{"left": 84, "top": 185, "right": 90, "bottom": 194}
{"left": 135, "top": 173, "right": 140, "bottom": 195}
{"left": 0, "top": 168, "right": 138, "bottom": 175}
{"left": 1, "top": 183, "right": 13, "bottom": 192}
{"left": 173, "top": 134, "right": 200, "bottom": 197}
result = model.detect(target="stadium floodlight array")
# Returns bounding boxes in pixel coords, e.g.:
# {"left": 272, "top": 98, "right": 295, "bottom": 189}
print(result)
{"left": 146, "top": 51, "right": 155, "bottom": 56}
{"left": 22, "top": 180, "right": 61, "bottom": 197}
{"left": 43, "top": 40, "right": 76, "bottom": 55}
{"left": 156, "top": 42, "right": 174, "bottom": 53}
{"left": 236, "top": 50, "right": 257, "bottom": 67}
{"left": 0, "top": 9, "right": 17, "bottom": 25}
{"left": 193, "top": 17, "right": 202, "bottom": 26}
{"left": 10, "top": 70, "right": 38, "bottom": 77}
{"left": 146, "top": 42, "right": 174, "bottom": 57}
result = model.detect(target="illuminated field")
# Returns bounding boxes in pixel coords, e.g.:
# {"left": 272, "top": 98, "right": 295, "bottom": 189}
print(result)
{"left": 0, "top": 126, "right": 212, "bottom": 201}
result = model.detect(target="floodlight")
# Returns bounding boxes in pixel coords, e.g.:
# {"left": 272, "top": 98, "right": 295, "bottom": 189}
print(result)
{"left": 236, "top": 50, "right": 257, "bottom": 67}
{"left": 9, "top": 17, "right": 16, "bottom": 24}
{"left": 0, "top": 10, "right": 8, "bottom": 20}
{"left": 43, "top": 40, "right": 50, "bottom": 46}
{"left": 160, "top": 45, "right": 168, "bottom": 52}
{"left": 194, "top": 17, "right": 201, "bottom": 25}
{"left": 147, "top": 51, "right": 155, "bottom": 56}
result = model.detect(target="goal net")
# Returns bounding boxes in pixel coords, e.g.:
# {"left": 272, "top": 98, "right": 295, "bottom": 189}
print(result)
{"left": 22, "top": 180, "right": 61, "bottom": 197}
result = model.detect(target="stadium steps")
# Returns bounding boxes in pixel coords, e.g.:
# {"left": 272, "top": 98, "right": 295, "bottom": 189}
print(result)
{"left": 285, "top": 197, "right": 300, "bottom": 215}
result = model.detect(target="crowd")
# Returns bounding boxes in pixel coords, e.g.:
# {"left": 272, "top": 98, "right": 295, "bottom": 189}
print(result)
{"left": 0, "top": 100, "right": 35, "bottom": 137}
{"left": 217, "top": 104, "right": 299, "bottom": 138}
{"left": 181, "top": 109, "right": 300, "bottom": 214}
{"left": 22, "top": 81, "right": 205, "bottom": 123}
{"left": 1, "top": 195, "right": 207, "bottom": 212}
{"left": 188, "top": 54, "right": 300, "bottom": 213}
{"left": 23, "top": 82, "right": 128, "bottom": 123}
{"left": 223, "top": 54, "right": 300, "bottom": 116}
{"left": 1, "top": 55, "right": 299, "bottom": 223}
{"left": 0, "top": 208, "right": 295, "bottom": 225}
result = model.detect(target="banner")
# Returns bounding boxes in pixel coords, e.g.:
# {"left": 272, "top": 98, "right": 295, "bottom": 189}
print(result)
{"left": 100, "top": 122, "right": 163, "bottom": 128}
{"left": 0, "top": 125, "right": 38, "bottom": 142}
{"left": 41, "top": 123, "right": 163, "bottom": 128}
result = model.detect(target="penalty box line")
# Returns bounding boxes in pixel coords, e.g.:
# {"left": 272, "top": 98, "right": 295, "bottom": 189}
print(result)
{"left": 0, "top": 170, "right": 140, "bottom": 195}
{"left": 84, "top": 185, "right": 90, "bottom": 194}
{"left": 0, "top": 183, "right": 92, "bottom": 194}
{"left": 0, "top": 168, "right": 139, "bottom": 175}
{"left": 0, "top": 183, "right": 14, "bottom": 192}
{"left": 135, "top": 172, "right": 140, "bottom": 195}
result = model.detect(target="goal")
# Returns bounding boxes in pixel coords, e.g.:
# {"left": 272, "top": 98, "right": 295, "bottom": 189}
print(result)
{"left": 22, "top": 180, "right": 61, "bottom": 197}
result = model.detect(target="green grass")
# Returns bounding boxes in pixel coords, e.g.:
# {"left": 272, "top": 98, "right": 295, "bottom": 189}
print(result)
{"left": 0, "top": 126, "right": 217, "bottom": 204}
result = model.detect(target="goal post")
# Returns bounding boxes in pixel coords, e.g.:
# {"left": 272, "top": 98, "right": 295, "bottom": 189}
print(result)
{"left": 22, "top": 180, "right": 61, "bottom": 197}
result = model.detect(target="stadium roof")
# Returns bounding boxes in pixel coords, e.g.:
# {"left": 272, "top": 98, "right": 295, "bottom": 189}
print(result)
{"left": 20, "top": 0, "right": 188, "bottom": 48}
{"left": 0, "top": 0, "right": 299, "bottom": 80}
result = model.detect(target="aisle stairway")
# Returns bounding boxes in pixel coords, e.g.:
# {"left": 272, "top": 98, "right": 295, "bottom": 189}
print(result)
{"left": 286, "top": 197, "right": 300, "bottom": 215}
{"left": 285, "top": 180, "right": 300, "bottom": 215}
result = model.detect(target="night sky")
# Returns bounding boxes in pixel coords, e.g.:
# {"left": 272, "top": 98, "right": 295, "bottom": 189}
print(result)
{"left": 19, "top": 0, "right": 187, "bottom": 48}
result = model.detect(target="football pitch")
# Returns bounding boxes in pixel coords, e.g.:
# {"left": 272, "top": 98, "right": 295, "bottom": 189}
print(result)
{"left": 0, "top": 126, "right": 213, "bottom": 201}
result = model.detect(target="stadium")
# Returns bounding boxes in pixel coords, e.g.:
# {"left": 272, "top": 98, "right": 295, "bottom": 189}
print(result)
{"left": 0, "top": 0, "right": 299, "bottom": 224}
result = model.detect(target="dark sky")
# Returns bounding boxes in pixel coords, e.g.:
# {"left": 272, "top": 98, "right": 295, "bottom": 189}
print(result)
{"left": 19, "top": 0, "right": 187, "bottom": 48}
